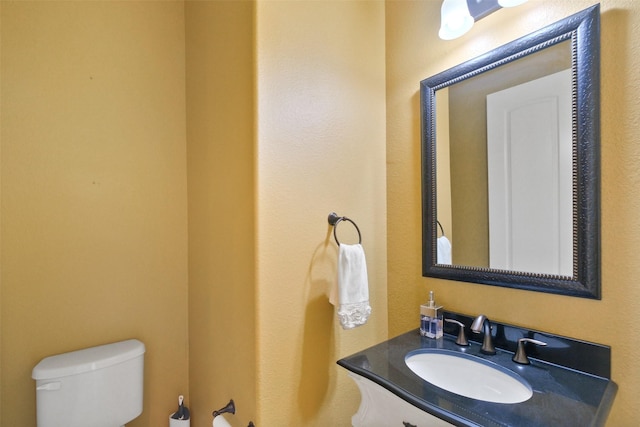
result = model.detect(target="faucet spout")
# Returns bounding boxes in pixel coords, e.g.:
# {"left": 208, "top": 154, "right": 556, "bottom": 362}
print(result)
{"left": 470, "top": 314, "right": 496, "bottom": 355}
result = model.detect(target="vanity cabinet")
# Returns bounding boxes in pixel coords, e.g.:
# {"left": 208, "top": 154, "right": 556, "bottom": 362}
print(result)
{"left": 338, "top": 312, "right": 617, "bottom": 427}
{"left": 348, "top": 372, "right": 452, "bottom": 427}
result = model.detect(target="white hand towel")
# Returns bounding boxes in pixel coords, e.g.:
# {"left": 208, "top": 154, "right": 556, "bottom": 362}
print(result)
{"left": 329, "top": 243, "right": 372, "bottom": 329}
{"left": 437, "top": 236, "right": 452, "bottom": 264}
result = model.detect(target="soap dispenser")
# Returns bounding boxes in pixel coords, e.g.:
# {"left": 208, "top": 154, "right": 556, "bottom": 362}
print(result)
{"left": 420, "top": 291, "right": 443, "bottom": 338}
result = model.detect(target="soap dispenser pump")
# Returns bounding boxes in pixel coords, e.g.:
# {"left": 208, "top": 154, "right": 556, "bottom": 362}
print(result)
{"left": 420, "top": 291, "right": 443, "bottom": 338}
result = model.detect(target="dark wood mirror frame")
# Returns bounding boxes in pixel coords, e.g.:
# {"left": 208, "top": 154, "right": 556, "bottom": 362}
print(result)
{"left": 421, "top": 5, "right": 600, "bottom": 298}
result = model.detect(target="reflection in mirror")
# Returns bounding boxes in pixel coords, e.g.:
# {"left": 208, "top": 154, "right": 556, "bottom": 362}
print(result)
{"left": 438, "top": 41, "right": 572, "bottom": 276}
{"left": 422, "top": 5, "right": 600, "bottom": 298}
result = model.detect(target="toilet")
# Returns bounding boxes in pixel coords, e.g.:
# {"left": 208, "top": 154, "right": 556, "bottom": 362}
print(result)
{"left": 32, "top": 339, "right": 145, "bottom": 427}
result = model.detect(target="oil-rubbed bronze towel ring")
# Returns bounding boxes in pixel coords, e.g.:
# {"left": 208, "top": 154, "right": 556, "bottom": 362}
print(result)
{"left": 328, "top": 212, "right": 362, "bottom": 245}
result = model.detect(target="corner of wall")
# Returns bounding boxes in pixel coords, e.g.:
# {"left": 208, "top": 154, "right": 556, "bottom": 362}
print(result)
{"left": 185, "top": 1, "right": 257, "bottom": 426}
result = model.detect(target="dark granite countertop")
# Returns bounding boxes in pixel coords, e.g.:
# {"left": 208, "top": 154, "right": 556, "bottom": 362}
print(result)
{"left": 337, "top": 315, "right": 617, "bottom": 427}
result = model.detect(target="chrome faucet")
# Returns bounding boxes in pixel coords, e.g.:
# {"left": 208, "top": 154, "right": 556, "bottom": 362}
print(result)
{"left": 470, "top": 314, "right": 496, "bottom": 355}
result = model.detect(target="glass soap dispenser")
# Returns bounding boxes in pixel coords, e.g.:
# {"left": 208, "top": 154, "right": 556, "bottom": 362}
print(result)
{"left": 420, "top": 291, "right": 443, "bottom": 338}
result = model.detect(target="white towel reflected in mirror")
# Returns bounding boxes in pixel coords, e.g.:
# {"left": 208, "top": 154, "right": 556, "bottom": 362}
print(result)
{"left": 437, "top": 236, "right": 452, "bottom": 265}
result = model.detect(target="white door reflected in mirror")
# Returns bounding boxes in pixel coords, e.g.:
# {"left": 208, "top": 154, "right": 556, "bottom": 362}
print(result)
{"left": 486, "top": 69, "right": 573, "bottom": 276}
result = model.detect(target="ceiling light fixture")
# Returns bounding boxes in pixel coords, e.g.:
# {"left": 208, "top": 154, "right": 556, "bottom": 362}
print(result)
{"left": 438, "top": 0, "right": 474, "bottom": 40}
{"left": 498, "top": 0, "right": 528, "bottom": 7}
{"left": 439, "top": 0, "right": 529, "bottom": 40}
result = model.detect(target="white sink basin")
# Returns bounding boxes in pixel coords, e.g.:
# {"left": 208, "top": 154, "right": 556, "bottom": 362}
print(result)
{"left": 405, "top": 349, "right": 532, "bottom": 404}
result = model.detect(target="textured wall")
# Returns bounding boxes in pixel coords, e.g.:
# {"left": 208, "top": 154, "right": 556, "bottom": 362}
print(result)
{"left": 386, "top": 0, "right": 640, "bottom": 425}
{"left": 256, "top": 0, "right": 388, "bottom": 425}
{"left": 185, "top": 1, "right": 257, "bottom": 426}
{"left": 1, "top": 2, "right": 189, "bottom": 426}
{"left": 1, "top": 2, "right": 388, "bottom": 426}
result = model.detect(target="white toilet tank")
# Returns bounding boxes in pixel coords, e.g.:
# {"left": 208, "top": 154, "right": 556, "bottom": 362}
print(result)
{"left": 32, "top": 339, "right": 145, "bottom": 427}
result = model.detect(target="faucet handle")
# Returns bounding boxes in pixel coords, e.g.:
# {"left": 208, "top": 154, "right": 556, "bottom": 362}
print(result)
{"left": 512, "top": 338, "right": 547, "bottom": 365}
{"left": 445, "top": 319, "right": 469, "bottom": 346}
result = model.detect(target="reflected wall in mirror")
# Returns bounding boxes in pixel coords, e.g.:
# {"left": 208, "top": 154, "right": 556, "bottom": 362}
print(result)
{"left": 421, "top": 5, "right": 600, "bottom": 298}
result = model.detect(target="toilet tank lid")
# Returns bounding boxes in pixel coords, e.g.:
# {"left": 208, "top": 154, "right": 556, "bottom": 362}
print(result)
{"left": 32, "top": 339, "right": 145, "bottom": 380}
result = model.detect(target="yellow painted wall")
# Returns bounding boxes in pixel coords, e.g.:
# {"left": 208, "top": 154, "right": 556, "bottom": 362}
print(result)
{"left": 185, "top": 1, "right": 257, "bottom": 426}
{"left": 0, "top": 2, "right": 189, "bottom": 426}
{"left": 1, "top": 1, "right": 387, "bottom": 426}
{"left": 256, "top": 0, "right": 387, "bottom": 425}
{"left": 386, "top": 0, "right": 640, "bottom": 425}
{"left": 1, "top": 2, "right": 4, "bottom": 422}
{"left": 185, "top": 1, "right": 388, "bottom": 424}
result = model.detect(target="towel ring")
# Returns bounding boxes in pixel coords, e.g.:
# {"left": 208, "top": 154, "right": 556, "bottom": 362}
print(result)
{"left": 328, "top": 212, "right": 362, "bottom": 245}
{"left": 437, "top": 220, "right": 445, "bottom": 237}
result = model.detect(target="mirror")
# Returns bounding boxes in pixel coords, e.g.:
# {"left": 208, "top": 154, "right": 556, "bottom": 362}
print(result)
{"left": 421, "top": 5, "right": 600, "bottom": 298}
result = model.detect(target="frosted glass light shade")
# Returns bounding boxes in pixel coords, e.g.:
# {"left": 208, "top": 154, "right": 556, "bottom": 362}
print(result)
{"left": 498, "top": 0, "right": 528, "bottom": 7}
{"left": 439, "top": 0, "right": 474, "bottom": 40}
